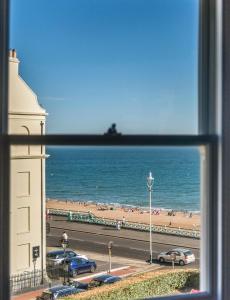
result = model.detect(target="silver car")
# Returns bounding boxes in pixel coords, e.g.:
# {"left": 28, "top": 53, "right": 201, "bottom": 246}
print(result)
{"left": 47, "top": 250, "right": 88, "bottom": 266}
{"left": 157, "top": 248, "right": 195, "bottom": 266}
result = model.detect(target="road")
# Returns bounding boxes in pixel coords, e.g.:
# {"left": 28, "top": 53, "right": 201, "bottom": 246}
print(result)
{"left": 47, "top": 216, "right": 200, "bottom": 268}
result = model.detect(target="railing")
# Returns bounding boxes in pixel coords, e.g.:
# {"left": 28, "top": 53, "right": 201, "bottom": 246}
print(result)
{"left": 48, "top": 208, "right": 200, "bottom": 239}
{"left": 10, "top": 269, "right": 48, "bottom": 294}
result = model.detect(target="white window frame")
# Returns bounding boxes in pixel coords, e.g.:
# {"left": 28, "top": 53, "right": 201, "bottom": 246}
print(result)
{"left": 0, "top": 0, "right": 229, "bottom": 299}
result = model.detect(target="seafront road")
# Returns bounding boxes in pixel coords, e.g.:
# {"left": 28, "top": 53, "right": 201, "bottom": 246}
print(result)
{"left": 47, "top": 216, "right": 200, "bottom": 268}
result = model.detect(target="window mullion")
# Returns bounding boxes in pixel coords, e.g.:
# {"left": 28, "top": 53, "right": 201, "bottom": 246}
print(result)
{"left": 0, "top": 1, "right": 10, "bottom": 300}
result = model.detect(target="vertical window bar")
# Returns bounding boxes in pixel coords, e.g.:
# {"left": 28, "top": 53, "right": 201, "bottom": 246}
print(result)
{"left": 199, "top": 0, "right": 220, "bottom": 298}
{"left": 222, "top": 0, "right": 230, "bottom": 298}
{"left": 0, "top": 0, "right": 10, "bottom": 300}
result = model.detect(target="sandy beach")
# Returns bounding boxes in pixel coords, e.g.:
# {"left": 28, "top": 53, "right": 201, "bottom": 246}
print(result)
{"left": 46, "top": 199, "right": 200, "bottom": 231}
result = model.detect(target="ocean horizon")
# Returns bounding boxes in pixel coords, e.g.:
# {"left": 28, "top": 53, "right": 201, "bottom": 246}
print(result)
{"left": 46, "top": 146, "right": 200, "bottom": 212}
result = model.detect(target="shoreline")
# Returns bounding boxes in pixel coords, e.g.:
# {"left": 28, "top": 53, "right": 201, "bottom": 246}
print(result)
{"left": 46, "top": 198, "right": 200, "bottom": 231}
{"left": 46, "top": 197, "right": 200, "bottom": 214}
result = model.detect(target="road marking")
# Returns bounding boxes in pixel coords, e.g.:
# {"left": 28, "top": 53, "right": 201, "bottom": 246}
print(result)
{"left": 128, "top": 247, "right": 148, "bottom": 251}
{"left": 127, "top": 247, "right": 161, "bottom": 253}
{"left": 94, "top": 241, "right": 107, "bottom": 245}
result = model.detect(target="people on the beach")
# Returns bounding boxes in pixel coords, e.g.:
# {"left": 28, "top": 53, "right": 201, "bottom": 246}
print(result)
{"left": 47, "top": 199, "right": 200, "bottom": 231}
{"left": 168, "top": 210, "right": 176, "bottom": 216}
{"left": 152, "top": 209, "right": 160, "bottom": 215}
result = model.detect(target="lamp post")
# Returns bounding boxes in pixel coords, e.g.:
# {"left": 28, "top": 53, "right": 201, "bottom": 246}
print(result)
{"left": 108, "top": 241, "right": 113, "bottom": 273}
{"left": 61, "top": 240, "right": 68, "bottom": 285}
{"left": 147, "top": 172, "right": 154, "bottom": 264}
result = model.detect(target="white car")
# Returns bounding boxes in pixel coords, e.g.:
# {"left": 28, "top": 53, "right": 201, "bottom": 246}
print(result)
{"left": 47, "top": 250, "right": 88, "bottom": 266}
{"left": 157, "top": 248, "right": 195, "bottom": 266}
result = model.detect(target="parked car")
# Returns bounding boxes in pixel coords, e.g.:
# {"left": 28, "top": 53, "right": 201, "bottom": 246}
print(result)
{"left": 71, "top": 280, "right": 88, "bottom": 290}
{"left": 36, "top": 284, "right": 85, "bottom": 300}
{"left": 46, "top": 250, "right": 88, "bottom": 266}
{"left": 67, "top": 257, "right": 97, "bottom": 277}
{"left": 88, "top": 274, "right": 121, "bottom": 288}
{"left": 157, "top": 248, "right": 195, "bottom": 266}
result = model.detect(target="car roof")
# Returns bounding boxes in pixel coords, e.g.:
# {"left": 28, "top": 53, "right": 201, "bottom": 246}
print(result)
{"left": 172, "top": 248, "right": 191, "bottom": 252}
{"left": 47, "top": 285, "right": 76, "bottom": 293}
{"left": 93, "top": 275, "right": 120, "bottom": 281}
{"left": 47, "top": 250, "right": 74, "bottom": 255}
{"left": 46, "top": 285, "right": 85, "bottom": 294}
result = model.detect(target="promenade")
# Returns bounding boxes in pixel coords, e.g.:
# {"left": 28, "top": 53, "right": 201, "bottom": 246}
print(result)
{"left": 48, "top": 215, "right": 200, "bottom": 249}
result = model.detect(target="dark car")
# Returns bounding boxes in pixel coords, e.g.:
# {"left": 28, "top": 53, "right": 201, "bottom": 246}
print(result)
{"left": 71, "top": 280, "right": 88, "bottom": 290}
{"left": 67, "top": 257, "right": 97, "bottom": 277}
{"left": 46, "top": 250, "right": 87, "bottom": 266}
{"left": 36, "top": 284, "right": 85, "bottom": 300}
{"left": 88, "top": 274, "right": 121, "bottom": 288}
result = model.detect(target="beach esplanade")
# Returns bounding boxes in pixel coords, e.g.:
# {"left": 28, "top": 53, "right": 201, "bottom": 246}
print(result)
{"left": 8, "top": 49, "right": 47, "bottom": 278}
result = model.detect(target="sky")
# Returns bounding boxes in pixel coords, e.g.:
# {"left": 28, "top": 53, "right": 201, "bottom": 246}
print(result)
{"left": 10, "top": 0, "right": 198, "bottom": 134}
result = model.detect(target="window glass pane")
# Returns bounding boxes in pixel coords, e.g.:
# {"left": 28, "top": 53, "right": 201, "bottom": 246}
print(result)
{"left": 9, "top": 0, "right": 199, "bottom": 134}
{"left": 10, "top": 145, "right": 206, "bottom": 298}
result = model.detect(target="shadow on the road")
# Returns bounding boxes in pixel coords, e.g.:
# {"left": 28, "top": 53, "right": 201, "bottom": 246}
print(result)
{"left": 146, "top": 258, "right": 197, "bottom": 269}
{"left": 146, "top": 258, "right": 159, "bottom": 264}
{"left": 102, "top": 227, "right": 117, "bottom": 231}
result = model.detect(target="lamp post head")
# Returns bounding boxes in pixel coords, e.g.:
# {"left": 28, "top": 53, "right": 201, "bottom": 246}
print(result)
{"left": 147, "top": 171, "right": 154, "bottom": 188}
{"left": 108, "top": 241, "right": 113, "bottom": 249}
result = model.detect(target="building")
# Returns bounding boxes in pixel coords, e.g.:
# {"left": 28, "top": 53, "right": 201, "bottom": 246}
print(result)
{"left": 8, "top": 49, "right": 47, "bottom": 278}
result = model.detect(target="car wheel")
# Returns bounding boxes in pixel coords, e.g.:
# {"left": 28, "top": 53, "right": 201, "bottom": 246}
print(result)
{"left": 179, "top": 260, "right": 185, "bottom": 266}
{"left": 90, "top": 265, "right": 96, "bottom": 273}
{"left": 159, "top": 257, "right": 164, "bottom": 263}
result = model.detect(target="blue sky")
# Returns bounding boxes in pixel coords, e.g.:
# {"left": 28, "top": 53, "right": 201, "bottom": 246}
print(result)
{"left": 10, "top": 0, "right": 198, "bottom": 134}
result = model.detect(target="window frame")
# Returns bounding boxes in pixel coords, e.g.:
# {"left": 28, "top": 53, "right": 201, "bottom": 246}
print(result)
{"left": 0, "top": 0, "right": 228, "bottom": 299}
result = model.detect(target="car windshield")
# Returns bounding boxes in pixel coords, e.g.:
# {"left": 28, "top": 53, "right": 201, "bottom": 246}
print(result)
{"left": 47, "top": 253, "right": 57, "bottom": 258}
{"left": 88, "top": 280, "right": 101, "bottom": 288}
{"left": 184, "top": 250, "right": 193, "bottom": 255}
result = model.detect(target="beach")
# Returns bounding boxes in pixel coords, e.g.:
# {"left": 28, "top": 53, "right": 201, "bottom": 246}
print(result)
{"left": 46, "top": 199, "right": 200, "bottom": 231}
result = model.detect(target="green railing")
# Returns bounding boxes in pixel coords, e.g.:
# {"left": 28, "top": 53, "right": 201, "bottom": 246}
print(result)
{"left": 48, "top": 209, "right": 200, "bottom": 239}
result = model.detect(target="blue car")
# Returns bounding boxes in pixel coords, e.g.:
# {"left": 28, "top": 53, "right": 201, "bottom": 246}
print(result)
{"left": 67, "top": 257, "right": 97, "bottom": 277}
{"left": 36, "top": 284, "right": 85, "bottom": 300}
{"left": 88, "top": 274, "right": 121, "bottom": 288}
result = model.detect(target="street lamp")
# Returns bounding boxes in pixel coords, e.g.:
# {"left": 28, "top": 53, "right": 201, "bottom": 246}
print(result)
{"left": 61, "top": 239, "right": 68, "bottom": 285}
{"left": 108, "top": 241, "right": 113, "bottom": 273}
{"left": 147, "top": 171, "right": 154, "bottom": 264}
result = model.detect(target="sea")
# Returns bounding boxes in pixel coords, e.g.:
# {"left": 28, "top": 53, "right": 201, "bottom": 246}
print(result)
{"left": 46, "top": 146, "right": 200, "bottom": 212}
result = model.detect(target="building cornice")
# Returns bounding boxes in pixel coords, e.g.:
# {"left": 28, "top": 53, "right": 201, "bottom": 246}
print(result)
{"left": 9, "top": 111, "right": 48, "bottom": 116}
{"left": 11, "top": 154, "right": 50, "bottom": 160}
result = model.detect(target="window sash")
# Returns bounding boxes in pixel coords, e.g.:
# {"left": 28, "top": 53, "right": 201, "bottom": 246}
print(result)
{"left": 0, "top": 0, "right": 227, "bottom": 300}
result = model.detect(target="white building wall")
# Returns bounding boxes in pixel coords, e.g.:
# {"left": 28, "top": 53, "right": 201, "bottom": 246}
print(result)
{"left": 8, "top": 50, "right": 47, "bottom": 275}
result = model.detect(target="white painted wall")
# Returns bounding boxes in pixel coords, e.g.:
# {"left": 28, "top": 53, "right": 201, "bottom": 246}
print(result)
{"left": 8, "top": 50, "right": 47, "bottom": 275}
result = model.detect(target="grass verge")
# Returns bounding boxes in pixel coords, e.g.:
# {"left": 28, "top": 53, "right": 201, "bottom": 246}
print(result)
{"left": 65, "top": 269, "right": 199, "bottom": 300}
